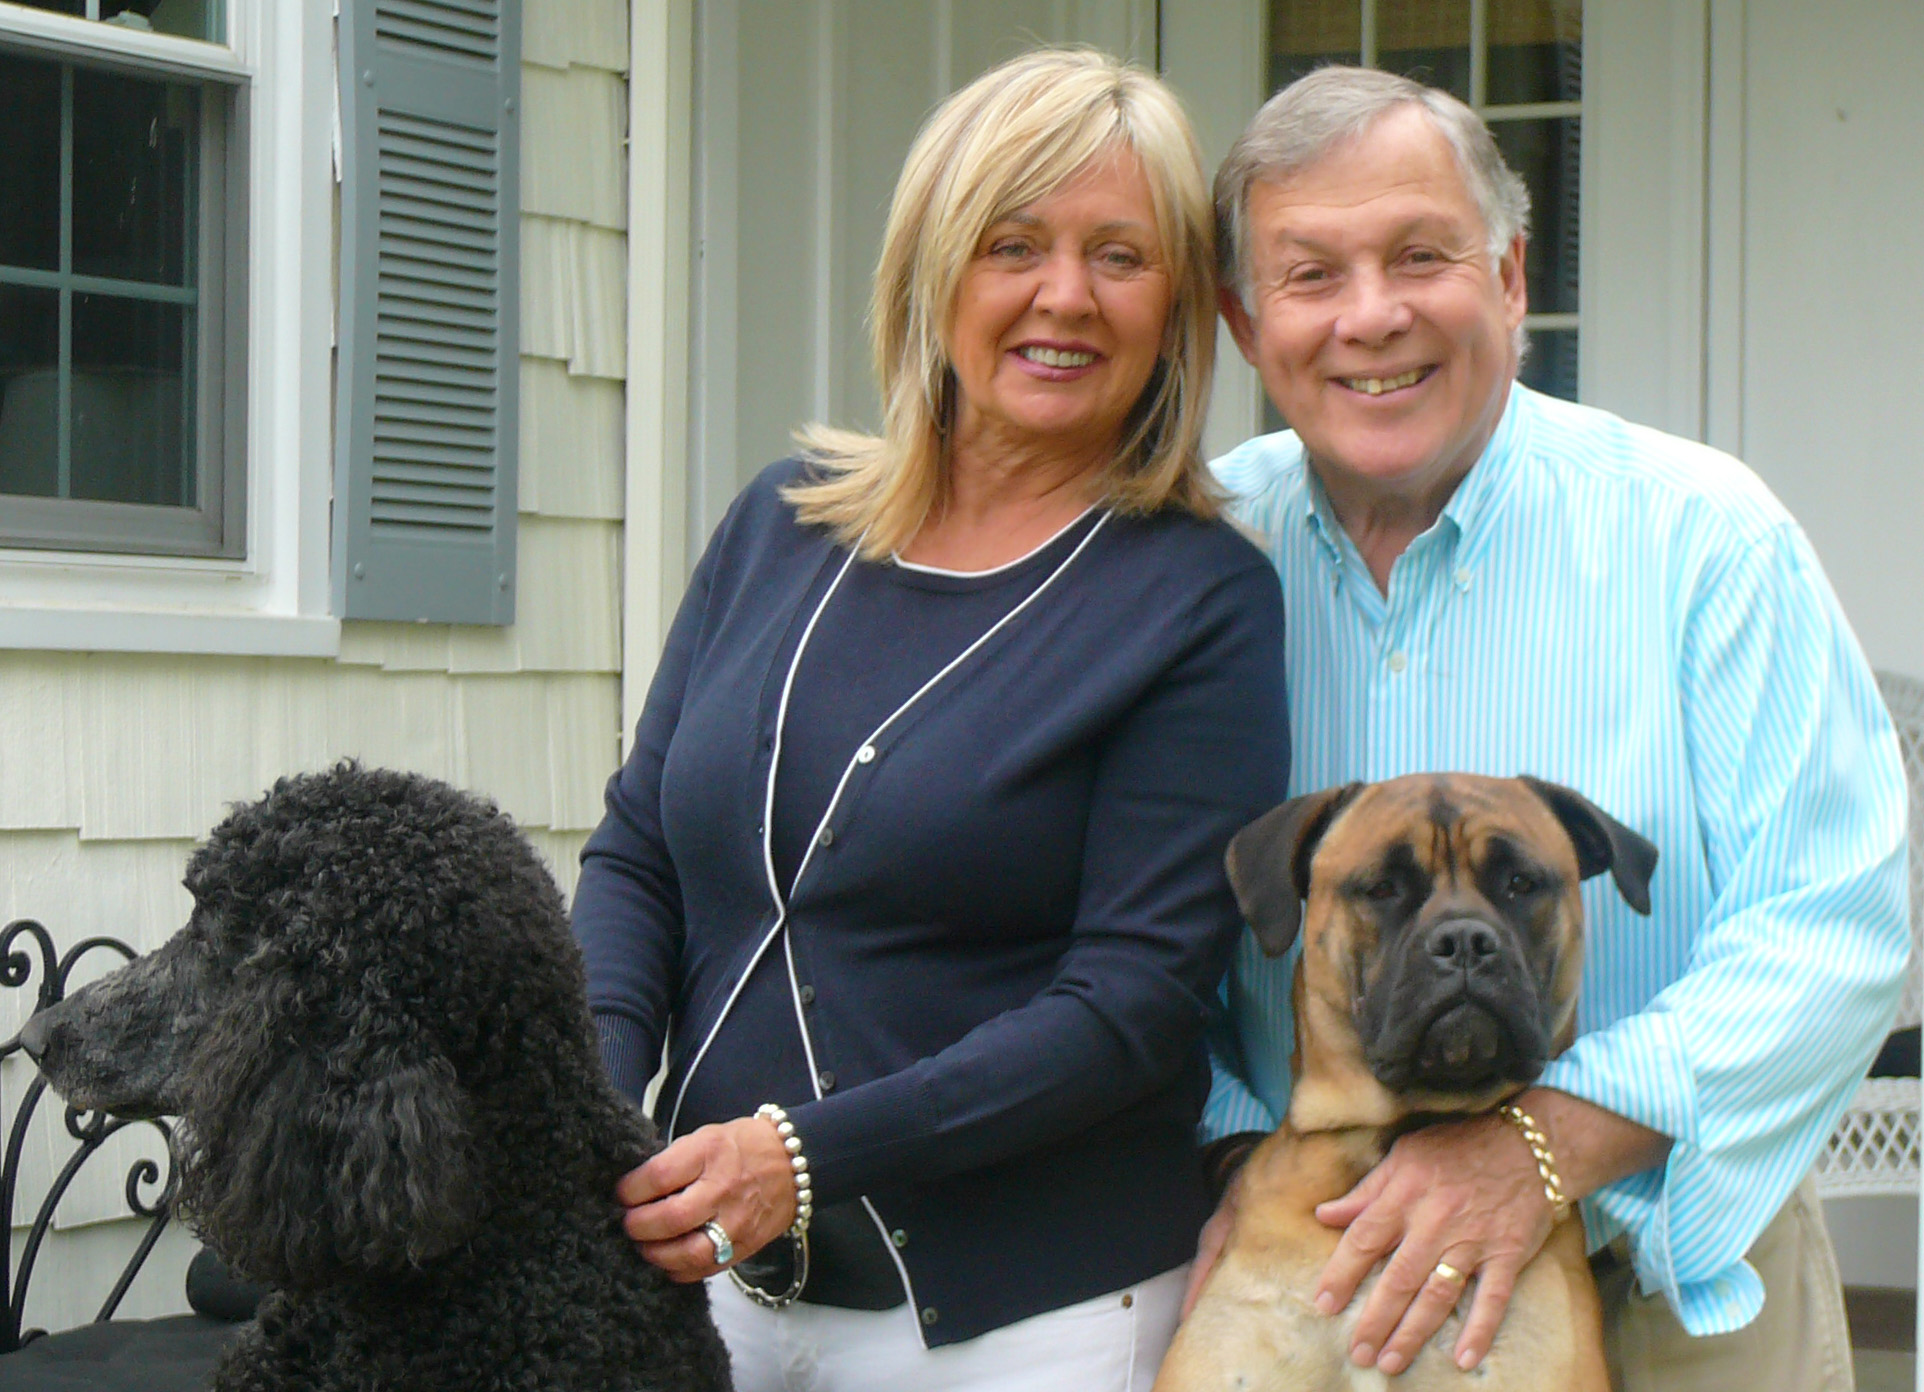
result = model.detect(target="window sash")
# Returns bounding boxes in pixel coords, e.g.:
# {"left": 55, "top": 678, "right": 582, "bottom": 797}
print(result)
{"left": 0, "top": 37, "right": 245, "bottom": 558}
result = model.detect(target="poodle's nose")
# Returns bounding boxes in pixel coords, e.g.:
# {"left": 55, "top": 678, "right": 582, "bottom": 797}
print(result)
{"left": 17, "top": 1009, "right": 52, "bottom": 1063}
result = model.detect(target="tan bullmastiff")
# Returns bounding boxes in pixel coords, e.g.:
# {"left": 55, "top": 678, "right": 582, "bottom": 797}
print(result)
{"left": 1157, "top": 773, "right": 1658, "bottom": 1391}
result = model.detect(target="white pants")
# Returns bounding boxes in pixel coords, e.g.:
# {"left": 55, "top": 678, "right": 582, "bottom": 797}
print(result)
{"left": 709, "top": 1263, "right": 1190, "bottom": 1392}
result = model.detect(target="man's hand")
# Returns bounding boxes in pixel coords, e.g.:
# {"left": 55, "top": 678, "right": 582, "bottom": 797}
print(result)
{"left": 1314, "top": 1088, "right": 1670, "bottom": 1376}
{"left": 614, "top": 1115, "right": 799, "bottom": 1282}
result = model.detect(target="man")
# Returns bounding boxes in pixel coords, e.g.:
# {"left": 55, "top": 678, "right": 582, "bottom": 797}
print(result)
{"left": 1196, "top": 66, "right": 1908, "bottom": 1391}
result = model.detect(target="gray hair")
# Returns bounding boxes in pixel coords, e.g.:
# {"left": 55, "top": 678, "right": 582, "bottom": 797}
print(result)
{"left": 1215, "top": 66, "right": 1531, "bottom": 306}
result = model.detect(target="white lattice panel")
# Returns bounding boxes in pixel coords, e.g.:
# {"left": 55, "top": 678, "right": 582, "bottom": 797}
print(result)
{"left": 1816, "top": 673, "right": 1923, "bottom": 1200}
{"left": 1877, "top": 671, "right": 1923, "bottom": 1030}
{"left": 1817, "top": 1077, "right": 1921, "bottom": 1198}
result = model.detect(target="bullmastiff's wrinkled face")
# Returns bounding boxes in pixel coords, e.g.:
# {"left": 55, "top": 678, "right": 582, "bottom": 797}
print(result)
{"left": 1226, "top": 774, "right": 1656, "bottom": 1126}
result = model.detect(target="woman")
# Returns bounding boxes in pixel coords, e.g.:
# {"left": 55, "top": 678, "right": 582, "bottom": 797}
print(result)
{"left": 572, "top": 47, "right": 1288, "bottom": 1391}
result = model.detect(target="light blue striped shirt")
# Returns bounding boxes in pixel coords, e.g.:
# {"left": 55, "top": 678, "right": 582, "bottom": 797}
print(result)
{"left": 1204, "top": 382, "right": 1909, "bottom": 1336}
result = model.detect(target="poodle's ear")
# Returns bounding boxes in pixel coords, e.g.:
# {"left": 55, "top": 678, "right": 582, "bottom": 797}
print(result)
{"left": 183, "top": 1035, "right": 481, "bottom": 1285}
{"left": 324, "top": 1051, "right": 482, "bottom": 1270}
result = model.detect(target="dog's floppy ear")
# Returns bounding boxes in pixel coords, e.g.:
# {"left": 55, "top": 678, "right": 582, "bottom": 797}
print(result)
{"left": 1225, "top": 783, "right": 1364, "bottom": 957}
{"left": 323, "top": 1049, "right": 481, "bottom": 1270}
{"left": 1520, "top": 776, "right": 1659, "bottom": 916}
{"left": 183, "top": 1019, "right": 481, "bottom": 1286}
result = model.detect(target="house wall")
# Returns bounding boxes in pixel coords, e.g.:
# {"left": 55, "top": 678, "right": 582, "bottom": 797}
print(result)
{"left": 1727, "top": 0, "right": 1924, "bottom": 686}
{"left": 1, "top": 0, "right": 633, "bottom": 1333}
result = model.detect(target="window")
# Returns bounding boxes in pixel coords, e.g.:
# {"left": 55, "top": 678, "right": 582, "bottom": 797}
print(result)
{"left": 0, "top": 2, "right": 338, "bottom": 657}
{"left": 0, "top": 1, "right": 244, "bottom": 557}
{"left": 1265, "top": 0, "right": 1583, "bottom": 406}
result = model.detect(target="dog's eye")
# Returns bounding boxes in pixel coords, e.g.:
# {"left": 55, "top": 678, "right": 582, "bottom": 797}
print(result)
{"left": 1361, "top": 878, "right": 1400, "bottom": 902}
{"left": 1505, "top": 872, "right": 1541, "bottom": 897}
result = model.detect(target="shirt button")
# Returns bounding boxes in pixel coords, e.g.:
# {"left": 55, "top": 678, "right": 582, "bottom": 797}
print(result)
{"left": 856, "top": 744, "right": 876, "bottom": 764}
{"left": 818, "top": 827, "right": 835, "bottom": 847}
{"left": 1453, "top": 567, "right": 1471, "bottom": 589}
{"left": 818, "top": 1069, "right": 836, "bottom": 1091}
{"left": 1387, "top": 650, "right": 1408, "bottom": 674}
{"left": 798, "top": 984, "right": 816, "bottom": 1006}
{"left": 920, "top": 1307, "right": 939, "bottom": 1327}
{"left": 890, "top": 1228, "right": 909, "bottom": 1248}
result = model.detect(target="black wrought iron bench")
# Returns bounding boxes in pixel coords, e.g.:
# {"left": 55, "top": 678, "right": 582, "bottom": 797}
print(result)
{"left": 0, "top": 921, "right": 253, "bottom": 1392}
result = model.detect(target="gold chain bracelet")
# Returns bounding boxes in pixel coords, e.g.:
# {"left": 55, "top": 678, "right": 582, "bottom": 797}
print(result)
{"left": 1497, "top": 1102, "right": 1572, "bottom": 1221}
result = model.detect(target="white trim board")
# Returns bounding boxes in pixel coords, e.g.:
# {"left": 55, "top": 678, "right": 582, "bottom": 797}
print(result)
{"left": 624, "top": 0, "right": 696, "bottom": 751}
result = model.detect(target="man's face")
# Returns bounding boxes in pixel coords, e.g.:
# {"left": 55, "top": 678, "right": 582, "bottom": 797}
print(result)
{"left": 1222, "top": 106, "right": 1527, "bottom": 505}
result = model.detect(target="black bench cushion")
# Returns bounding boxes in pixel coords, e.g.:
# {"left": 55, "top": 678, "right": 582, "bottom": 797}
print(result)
{"left": 0, "top": 1315, "right": 240, "bottom": 1392}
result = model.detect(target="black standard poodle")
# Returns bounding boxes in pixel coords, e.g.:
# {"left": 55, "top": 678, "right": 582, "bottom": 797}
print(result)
{"left": 20, "top": 763, "right": 733, "bottom": 1392}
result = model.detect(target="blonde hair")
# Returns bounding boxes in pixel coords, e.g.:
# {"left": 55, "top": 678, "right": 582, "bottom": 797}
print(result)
{"left": 786, "top": 47, "right": 1220, "bottom": 559}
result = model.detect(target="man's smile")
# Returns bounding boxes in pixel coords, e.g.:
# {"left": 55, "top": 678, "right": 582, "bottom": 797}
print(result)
{"left": 1335, "top": 366, "right": 1435, "bottom": 396}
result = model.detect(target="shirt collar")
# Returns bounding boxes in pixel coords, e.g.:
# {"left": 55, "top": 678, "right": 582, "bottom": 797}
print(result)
{"left": 1296, "top": 380, "right": 1535, "bottom": 585}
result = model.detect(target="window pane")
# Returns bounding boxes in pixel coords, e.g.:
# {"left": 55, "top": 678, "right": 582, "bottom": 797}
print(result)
{"left": 1487, "top": 0, "right": 1582, "bottom": 106}
{"left": 0, "top": 52, "right": 62, "bottom": 272}
{"left": 0, "top": 284, "right": 61, "bottom": 499}
{"left": 1379, "top": 0, "right": 1470, "bottom": 102}
{"left": 71, "top": 293, "right": 194, "bottom": 506}
{"left": 73, "top": 68, "right": 198, "bottom": 287}
{"left": 1268, "top": 0, "right": 1361, "bottom": 94}
{"left": 102, "top": 0, "right": 223, "bottom": 42}
{"left": 1521, "top": 327, "right": 1577, "bottom": 401}
{"left": 1491, "top": 116, "right": 1578, "bottom": 315}
{"left": 4, "top": 1, "right": 85, "bottom": 15}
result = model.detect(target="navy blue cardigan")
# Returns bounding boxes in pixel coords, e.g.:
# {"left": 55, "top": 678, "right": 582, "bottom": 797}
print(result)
{"left": 573, "top": 461, "right": 1288, "bottom": 1345}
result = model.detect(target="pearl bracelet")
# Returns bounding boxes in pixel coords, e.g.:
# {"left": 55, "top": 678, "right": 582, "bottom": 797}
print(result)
{"left": 755, "top": 1103, "right": 814, "bottom": 1236}
{"left": 1498, "top": 1102, "right": 1572, "bottom": 1221}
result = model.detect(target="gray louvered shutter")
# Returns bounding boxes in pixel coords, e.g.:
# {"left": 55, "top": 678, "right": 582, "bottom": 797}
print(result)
{"left": 335, "top": 0, "right": 521, "bottom": 624}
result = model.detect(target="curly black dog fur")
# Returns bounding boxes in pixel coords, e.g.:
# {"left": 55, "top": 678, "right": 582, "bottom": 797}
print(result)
{"left": 20, "top": 763, "right": 733, "bottom": 1392}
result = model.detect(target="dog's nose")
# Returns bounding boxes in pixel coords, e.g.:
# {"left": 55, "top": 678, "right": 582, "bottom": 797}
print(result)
{"left": 1425, "top": 918, "right": 1501, "bottom": 967}
{"left": 17, "top": 1009, "right": 52, "bottom": 1062}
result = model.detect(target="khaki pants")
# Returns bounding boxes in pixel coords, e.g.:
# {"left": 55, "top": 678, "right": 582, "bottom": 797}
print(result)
{"left": 1595, "top": 1177, "right": 1854, "bottom": 1392}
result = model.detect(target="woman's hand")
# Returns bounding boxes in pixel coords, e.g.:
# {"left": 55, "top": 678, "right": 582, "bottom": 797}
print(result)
{"left": 615, "top": 1115, "right": 799, "bottom": 1282}
{"left": 1179, "top": 1168, "right": 1243, "bottom": 1320}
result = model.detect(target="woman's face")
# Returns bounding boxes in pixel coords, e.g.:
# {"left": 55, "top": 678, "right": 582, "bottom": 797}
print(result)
{"left": 947, "top": 148, "right": 1174, "bottom": 469}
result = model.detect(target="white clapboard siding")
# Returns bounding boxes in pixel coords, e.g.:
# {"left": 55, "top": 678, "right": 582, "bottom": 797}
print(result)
{"left": 528, "top": 827, "right": 592, "bottom": 903}
{"left": 325, "top": 669, "right": 461, "bottom": 780}
{"left": 0, "top": 656, "right": 80, "bottom": 831}
{"left": 522, "top": 65, "right": 628, "bottom": 230}
{"left": 10, "top": 1220, "right": 201, "bottom": 1333}
{"left": 520, "top": 358, "right": 625, "bottom": 520}
{"left": 446, "top": 517, "right": 622, "bottom": 675}
{"left": 0, "top": 835, "right": 195, "bottom": 972}
{"left": 544, "top": 674, "right": 623, "bottom": 831}
{"left": 75, "top": 658, "right": 272, "bottom": 842}
{"left": 336, "top": 621, "right": 458, "bottom": 672}
{"left": 456, "top": 676, "right": 557, "bottom": 828}
{"left": 521, "top": 217, "right": 628, "bottom": 378}
{"left": 523, "top": 0, "right": 627, "bottom": 72}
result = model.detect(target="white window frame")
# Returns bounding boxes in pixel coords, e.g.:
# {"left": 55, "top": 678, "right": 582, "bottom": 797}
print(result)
{"left": 0, "top": 0, "right": 339, "bottom": 657}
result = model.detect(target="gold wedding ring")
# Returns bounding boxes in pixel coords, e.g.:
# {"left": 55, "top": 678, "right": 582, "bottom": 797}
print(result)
{"left": 1431, "top": 1259, "right": 1468, "bottom": 1287}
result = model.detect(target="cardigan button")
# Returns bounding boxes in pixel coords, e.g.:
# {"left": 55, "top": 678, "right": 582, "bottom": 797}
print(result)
{"left": 856, "top": 744, "right": 876, "bottom": 764}
{"left": 890, "top": 1228, "right": 908, "bottom": 1248}
{"left": 818, "top": 827, "right": 835, "bottom": 847}
{"left": 920, "top": 1306, "right": 939, "bottom": 1327}
{"left": 818, "top": 1069, "right": 836, "bottom": 1091}
{"left": 799, "top": 984, "right": 816, "bottom": 1006}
